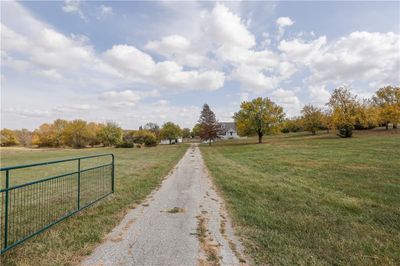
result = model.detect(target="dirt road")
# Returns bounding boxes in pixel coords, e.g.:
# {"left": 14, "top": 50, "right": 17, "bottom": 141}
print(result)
{"left": 82, "top": 144, "right": 245, "bottom": 266}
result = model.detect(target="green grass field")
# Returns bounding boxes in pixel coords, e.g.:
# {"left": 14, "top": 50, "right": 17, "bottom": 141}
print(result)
{"left": 0, "top": 145, "right": 188, "bottom": 265}
{"left": 201, "top": 130, "right": 400, "bottom": 265}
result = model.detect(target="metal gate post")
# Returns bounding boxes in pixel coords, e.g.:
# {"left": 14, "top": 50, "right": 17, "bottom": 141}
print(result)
{"left": 77, "top": 159, "right": 81, "bottom": 210}
{"left": 111, "top": 154, "right": 115, "bottom": 193}
{"left": 3, "top": 170, "right": 10, "bottom": 251}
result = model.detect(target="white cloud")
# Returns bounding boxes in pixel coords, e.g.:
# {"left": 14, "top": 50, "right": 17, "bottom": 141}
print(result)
{"left": 2, "top": 52, "right": 32, "bottom": 71}
{"left": 231, "top": 65, "right": 279, "bottom": 92}
{"left": 31, "top": 28, "right": 94, "bottom": 69}
{"left": 229, "top": 59, "right": 297, "bottom": 92}
{"left": 207, "top": 3, "right": 255, "bottom": 50}
{"left": 276, "top": 17, "right": 294, "bottom": 39}
{"left": 3, "top": 6, "right": 134, "bottom": 101}
{"left": 1, "top": 24, "right": 30, "bottom": 52}
{"left": 206, "top": 3, "right": 258, "bottom": 65}
{"left": 146, "top": 35, "right": 190, "bottom": 53}
{"left": 201, "top": 4, "right": 294, "bottom": 92}
{"left": 36, "top": 69, "right": 63, "bottom": 80}
{"left": 279, "top": 31, "right": 400, "bottom": 91}
{"left": 99, "top": 5, "right": 113, "bottom": 16}
{"left": 5, "top": 107, "right": 51, "bottom": 118}
{"left": 103, "top": 45, "right": 225, "bottom": 91}
{"left": 270, "top": 88, "right": 301, "bottom": 116}
{"left": 100, "top": 90, "right": 141, "bottom": 107}
{"left": 103, "top": 45, "right": 156, "bottom": 78}
{"left": 62, "top": 0, "right": 87, "bottom": 21}
{"left": 62, "top": 0, "right": 80, "bottom": 12}
{"left": 154, "top": 61, "right": 225, "bottom": 91}
{"left": 3, "top": 2, "right": 226, "bottom": 97}
{"left": 2, "top": 1, "right": 399, "bottom": 130}
{"left": 1, "top": 2, "right": 115, "bottom": 81}
{"left": 145, "top": 35, "right": 205, "bottom": 67}
{"left": 278, "top": 61, "right": 297, "bottom": 80}
{"left": 308, "top": 85, "right": 331, "bottom": 106}
{"left": 53, "top": 104, "right": 96, "bottom": 113}
{"left": 276, "top": 17, "right": 294, "bottom": 28}
{"left": 311, "top": 32, "right": 400, "bottom": 85}
{"left": 278, "top": 36, "right": 327, "bottom": 65}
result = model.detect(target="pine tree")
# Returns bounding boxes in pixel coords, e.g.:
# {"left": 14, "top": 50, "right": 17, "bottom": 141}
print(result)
{"left": 198, "top": 104, "right": 222, "bottom": 145}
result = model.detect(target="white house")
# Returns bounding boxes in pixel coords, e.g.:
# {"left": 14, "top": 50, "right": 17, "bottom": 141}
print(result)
{"left": 160, "top": 137, "right": 183, "bottom": 145}
{"left": 219, "top": 122, "right": 239, "bottom": 139}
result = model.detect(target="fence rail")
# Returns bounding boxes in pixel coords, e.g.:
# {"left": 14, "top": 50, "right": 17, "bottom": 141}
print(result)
{"left": 0, "top": 154, "right": 114, "bottom": 254}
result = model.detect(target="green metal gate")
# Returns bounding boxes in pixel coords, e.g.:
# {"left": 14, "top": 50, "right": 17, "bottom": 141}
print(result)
{"left": 0, "top": 153, "right": 114, "bottom": 254}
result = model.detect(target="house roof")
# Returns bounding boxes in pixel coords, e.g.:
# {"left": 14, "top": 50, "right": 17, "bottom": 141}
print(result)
{"left": 220, "top": 122, "right": 236, "bottom": 131}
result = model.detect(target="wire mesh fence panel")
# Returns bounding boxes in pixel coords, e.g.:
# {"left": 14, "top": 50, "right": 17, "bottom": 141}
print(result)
{"left": 80, "top": 165, "right": 112, "bottom": 207}
{"left": 0, "top": 154, "right": 114, "bottom": 254}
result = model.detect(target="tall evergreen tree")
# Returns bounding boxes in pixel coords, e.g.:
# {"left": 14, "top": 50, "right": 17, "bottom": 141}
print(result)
{"left": 198, "top": 104, "right": 222, "bottom": 145}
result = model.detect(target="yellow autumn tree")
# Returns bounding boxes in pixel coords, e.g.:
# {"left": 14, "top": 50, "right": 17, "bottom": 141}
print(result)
{"left": 50, "top": 119, "right": 68, "bottom": 147}
{"left": 322, "top": 109, "right": 334, "bottom": 133}
{"left": 301, "top": 105, "right": 324, "bottom": 135}
{"left": 234, "top": 97, "right": 285, "bottom": 143}
{"left": 354, "top": 100, "right": 379, "bottom": 130}
{"left": 87, "top": 122, "right": 104, "bottom": 147}
{"left": 0, "top": 128, "right": 19, "bottom": 146}
{"left": 327, "top": 87, "right": 358, "bottom": 137}
{"left": 281, "top": 117, "right": 303, "bottom": 133}
{"left": 372, "top": 86, "right": 400, "bottom": 129}
{"left": 63, "top": 120, "right": 90, "bottom": 148}
{"left": 33, "top": 123, "right": 53, "bottom": 147}
{"left": 98, "top": 121, "right": 123, "bottom": 146}
{"left": 159, "top": 122, "right": 182, "bottom": 144}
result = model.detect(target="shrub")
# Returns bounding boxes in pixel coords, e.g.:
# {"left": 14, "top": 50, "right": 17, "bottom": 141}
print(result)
{"left": 281, "top": 127, "right": 290, "bottom": 134}
{"left": 281, "top": 118, "right": 303, "bottom": 133}
{"left": 116, "top": 141, "right": 134, "bottom": 148}
{"left": 132, "top": 130, "right": 157, "bottom": 147}
{"left": 143, "top": 134, "right": 157, "bottom": 147}
{"left": 338, "top": 125, "right": 353, "bottom": 138}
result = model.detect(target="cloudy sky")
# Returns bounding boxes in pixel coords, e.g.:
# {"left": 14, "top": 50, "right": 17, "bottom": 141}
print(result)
{"left": 1, "top": 1, "right": 399, "bottom": 130}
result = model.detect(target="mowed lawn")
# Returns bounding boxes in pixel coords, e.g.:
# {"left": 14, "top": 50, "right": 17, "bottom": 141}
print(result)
{"left": 0, "top": 145, "right": 188, "bottom": 265}
{"left": 201, "top": 131, "right": 400, "bottom": 265}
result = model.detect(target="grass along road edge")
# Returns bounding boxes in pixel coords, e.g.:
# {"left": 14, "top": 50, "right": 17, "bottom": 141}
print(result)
{"left": 200, "top": 132, "right": 400, "bottom": 265}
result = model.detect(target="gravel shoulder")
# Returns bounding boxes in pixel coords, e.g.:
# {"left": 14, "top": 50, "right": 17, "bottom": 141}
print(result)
{"left": 81, "top": 144, "right": 245, "bottom": 266}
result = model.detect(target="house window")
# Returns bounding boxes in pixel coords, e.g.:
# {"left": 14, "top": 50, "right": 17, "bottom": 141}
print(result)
{"left": 230, "top": 132, "right": 233, "bottom": 136}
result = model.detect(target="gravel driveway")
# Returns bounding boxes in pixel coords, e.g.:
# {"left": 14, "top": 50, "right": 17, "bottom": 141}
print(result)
{"left": 82, "top": 144, "right": 245, "bottom": 266}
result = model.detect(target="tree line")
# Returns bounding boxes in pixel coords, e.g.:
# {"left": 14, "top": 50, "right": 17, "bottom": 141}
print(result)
{"left": 288, "top": 86, "right": 399, "bottom": 138}
{"left": 0, "top": 119, "right": 193, "bottom": 148}
{"left": 2, "top": 86, "right": 398, "bottom": 147}
{"left": 193, "top": 86, "right": 399, "bottom": 144}
{"left": 237, "top": 86, "right": 399, "bottom": 142}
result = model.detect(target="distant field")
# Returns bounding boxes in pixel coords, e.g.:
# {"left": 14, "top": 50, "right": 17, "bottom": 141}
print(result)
{"left": 0, "top": 145, "right": 188, "bottom": 265}
{"left": 201, "top": 130, "right": 400, "bottom": 265}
